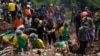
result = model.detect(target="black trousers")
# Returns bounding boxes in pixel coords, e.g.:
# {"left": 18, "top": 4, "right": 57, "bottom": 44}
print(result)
{"left": 76, "top": 24, "right": 80, "bottom": 37}
{"left": 10, "top": 11, "right": 16, "bottom": 20}
{"left": 79, "top": 41, "right": 87, "bottom": 55}
{"left": 48, "top": 33, "right": 56, "bottom": 45}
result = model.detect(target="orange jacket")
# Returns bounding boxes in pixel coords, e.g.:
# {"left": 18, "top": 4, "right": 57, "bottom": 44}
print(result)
{"left": 14, "top": 18, "right": 23, "bottom": 28}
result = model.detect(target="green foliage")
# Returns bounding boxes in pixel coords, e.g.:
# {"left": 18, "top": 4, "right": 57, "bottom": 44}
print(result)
{"left": 66, "top": 10, "right": 72, "bottom": 19}
{"left": 72, "top": 0, "right": 100, "bottom": 11}
{"left": 30, "top": 0, "right": 100, "bottom": 10}
{"left": 30, "top": 0, "right": 52, "bottom": 7}
{"left": 30, "top": 0, "right": 100, "bottom": 19}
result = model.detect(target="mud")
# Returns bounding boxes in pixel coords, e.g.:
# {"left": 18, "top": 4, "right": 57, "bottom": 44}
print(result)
{"left": 0, "top": 21, "right": 14, "bottom": 33}
{"left": 0, "top": 22, "right": 100, "bottom": 56}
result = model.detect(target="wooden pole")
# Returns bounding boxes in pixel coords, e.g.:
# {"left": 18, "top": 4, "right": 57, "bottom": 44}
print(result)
{"left": 11, "top": 45, "right": 13, "bottom": 56}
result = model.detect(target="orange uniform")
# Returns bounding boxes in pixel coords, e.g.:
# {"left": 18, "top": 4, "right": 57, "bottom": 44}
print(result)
{"left": 14, "top": 18, "right": 23, "bottom": 28}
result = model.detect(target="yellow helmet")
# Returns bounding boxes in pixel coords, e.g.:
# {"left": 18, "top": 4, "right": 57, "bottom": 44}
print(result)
{"left": 50, "top": 4, "right": 53, "bottom": 6}
{"left": 39, "top": 20, "right": 43, "bottom": 25}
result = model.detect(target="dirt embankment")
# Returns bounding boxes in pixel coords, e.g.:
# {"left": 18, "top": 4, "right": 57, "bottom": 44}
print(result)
{"left": 0, "top": 21, "right": 14, "bottom": 33}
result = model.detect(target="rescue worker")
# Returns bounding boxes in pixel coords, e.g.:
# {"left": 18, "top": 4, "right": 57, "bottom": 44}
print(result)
{"left": 74, "top": 10, "right": 82, "bottom": 37}
{"left": 2, "top": 30, "right": 14, "bottom": 47}
{"left": 46, "top": 19, "right": 56, "bottom": 45}
{"left": 47, "top": 4, "right": 54, "bottom": 19}
{"left": 59, "top": 21, "right": 69, "bottom": 41}
{"left": 13, "top": 30, "right": 28, "bottom": 52}
{"left": 29, "top": 33, "right": 45, "bottom": 49}
{"left": 84, "top": 7, "right": 92, "bottom": 18}
{"left": 81, "top": 11, "right": 95, "bottom": 47}
{"left": 2, "top": 1, "right": 8, "bottom": 21}
{"left": 37, "top": 20, "right": 44, "bottom": 40}
{"left": 24, "top": 4, "right": 32, "bottom": 16}
{"left": 14, "top": 14, "right": 23, "bottom": 30}
{"left": 54, "top": 41, "right": 69, "bottom": 48}
{"left": 16, "top": 0, "right": 22, "bottom": 15}
{"left": 24, "top": 15, "right": 32, "bottom": 28}
{"left": 8, "top": 0, "right": 17, "bottom": 20}
{"left": 78, "top": 22, "right": 90, "bottom": 55}
{"left": 39, "top": 5, "right": 47, "bottom": 20}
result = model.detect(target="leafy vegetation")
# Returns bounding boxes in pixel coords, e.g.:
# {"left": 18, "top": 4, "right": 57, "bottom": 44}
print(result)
{"left": 31, "top": 0, "right": 100, "bottom": 11}
{"left": 30, "top": 0, "right": 100, "bottom": 19}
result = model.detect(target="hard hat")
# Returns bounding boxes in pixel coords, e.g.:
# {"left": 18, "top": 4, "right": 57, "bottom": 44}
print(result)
{"left": 15, "top": 30, "right": 23, "bottom": 36}
{"left": 63, "top": 21, "right": 68, "bottom": 27}
{"left": 29, "top": 33, "right": 38, "bottom": 40}
{"left": 50, "top": 4, "right": 53, "bottom": 6}
{"left": 27, "top": 5, "right": 31, "bottom": 8}
{"left": 39, "top": 20, "right": 43, "bottom": 25}
{"left": 81, "top": 11, "right": 88, "bottom": 17}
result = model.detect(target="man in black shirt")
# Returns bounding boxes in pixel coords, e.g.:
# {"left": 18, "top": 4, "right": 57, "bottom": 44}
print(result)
{"left": 46, "top": 19, "right": 56, "bottom": 45}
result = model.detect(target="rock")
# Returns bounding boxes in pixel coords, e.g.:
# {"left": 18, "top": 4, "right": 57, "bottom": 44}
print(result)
{"left": 96, "top": 52, "right": 100, "bottom": 56}
{"left": 55, "top": 53, "right": 62, "bottom": 56}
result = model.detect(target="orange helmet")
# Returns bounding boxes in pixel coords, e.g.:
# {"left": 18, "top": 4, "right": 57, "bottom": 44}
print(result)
{"left": 81, "top": 11, "right": 88, "bottom": 17}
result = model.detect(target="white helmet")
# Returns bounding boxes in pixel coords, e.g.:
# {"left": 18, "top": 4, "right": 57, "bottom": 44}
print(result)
{"left": 15, "top": 30, "right": 23, "bottom": 36}
{"left": 27, "top": 5, "right": 31, "bottom": 8}
{"left": 29, "top": 33, "right": 38, "bottom": 40}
